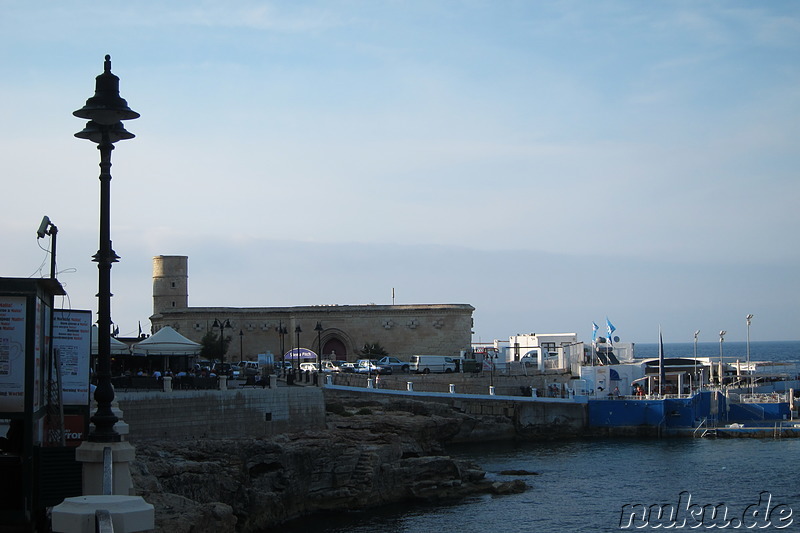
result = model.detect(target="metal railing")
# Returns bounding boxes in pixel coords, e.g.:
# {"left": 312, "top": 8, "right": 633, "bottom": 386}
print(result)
{"left": 741, "top": 392, "right": 787, "bottom": 403}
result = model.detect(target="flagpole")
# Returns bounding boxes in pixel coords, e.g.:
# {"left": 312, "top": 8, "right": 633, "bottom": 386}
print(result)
{"left": 658, "top": 327, "right": 665, "bottom": 397}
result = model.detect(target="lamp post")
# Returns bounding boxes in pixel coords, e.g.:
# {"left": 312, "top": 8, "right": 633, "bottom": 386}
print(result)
{"left": 718, "top": 330, "right": 727, "bottom": 387}
{"left": 295, "top": 325, "right": 302, "bottom": 376}
{"left": 74, "top": 55, "right": 139, "bottom": 442}
{"left": 277, "top": 322, "right": 287, "bottom": 371}
{"left": 239, "top": 329, "right": 244, "bottom": 362}
{"left": 693, "top": 330, "right": 700, "bottom": 390}
{"left": 315, "top": 321, "right": 323, "bottom": 370}
{"left": 746, "top": 314, "right": 754, "bottom": 394}
{"left": 213, "top": 318, "right": 232, "bottom": 365}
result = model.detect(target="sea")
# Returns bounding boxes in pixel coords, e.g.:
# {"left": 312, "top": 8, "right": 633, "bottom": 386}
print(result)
{"left": 633, "top": 340, "right": 800, "bottom": 364}
{"left": 272, "top": 342, "right": 800, "bottom": 533}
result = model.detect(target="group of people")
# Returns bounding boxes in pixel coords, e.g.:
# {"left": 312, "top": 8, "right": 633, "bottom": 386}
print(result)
{"left": 121, "top": 368, "right": 220, "bottom": 379}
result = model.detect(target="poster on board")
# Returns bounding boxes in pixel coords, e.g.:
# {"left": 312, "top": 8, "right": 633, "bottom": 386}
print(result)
{"left": 0, "top": 296, "right": 27, "bottom": 412}
{"left": 53, "top": 310, "right": 92, "bottom": 407}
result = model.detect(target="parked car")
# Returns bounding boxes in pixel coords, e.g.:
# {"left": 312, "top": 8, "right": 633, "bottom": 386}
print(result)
{"left": 322, "top": 360, "right": 351, "bottom": 372}
{"left": 227, "top": 362, "right": 243, "bottom": 378}
{"left": 354, "top": 359, "right": 392, "bottom": 375}
{"left": 194, "top": 362, "right": 213, "bottom": 373}
{"left": 376, "top": 356, "right": 410, "bottom": 373}
{"left": 212, "top": 362, "right": 233, "bottom": 376}
{"left": 300, "top": 362, "right": 320, "bottom": 372}
{"left": 237, "top": 360, "right": 261, "bottom": 376}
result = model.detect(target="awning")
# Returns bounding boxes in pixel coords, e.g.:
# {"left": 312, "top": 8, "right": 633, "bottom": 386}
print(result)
{"left": 91, "top": 325, "right": 131, "bottom": 356}
{"left": 132, "top": 326, "right": 201, "bottom": 356}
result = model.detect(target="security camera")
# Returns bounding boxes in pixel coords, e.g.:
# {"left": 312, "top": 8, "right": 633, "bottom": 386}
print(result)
{"left": 37, "top": 216, "right": 51, "bottom": 239}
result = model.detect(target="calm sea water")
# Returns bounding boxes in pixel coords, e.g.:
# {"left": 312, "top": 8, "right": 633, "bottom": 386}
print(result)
{"left": 634, "top": 340, "right": 800, "bottom": 363}
{"left": 272, "top": 341, "right": 800, "bottom": 533}
{"left": 277, "top": 439, "right": 800, "bottom": 533}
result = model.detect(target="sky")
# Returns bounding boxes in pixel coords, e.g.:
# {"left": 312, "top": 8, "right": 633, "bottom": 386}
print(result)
{"left": 1, "top": 1, "right": 798, "bottom": 345}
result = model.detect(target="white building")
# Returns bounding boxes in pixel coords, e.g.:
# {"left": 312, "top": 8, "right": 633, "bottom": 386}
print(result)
{"left": 505, "top": 332, "right": 636, "bottom": 374}
{"left": 505, "top": 332, "right": 583, "bottom": 372}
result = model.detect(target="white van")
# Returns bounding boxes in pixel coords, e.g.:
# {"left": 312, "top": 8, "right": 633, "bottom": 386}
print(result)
{"left": 238, "top": 360, "right": 260, "bottom": 376}
{"left": 410, "top": 355, "right": 457, "bottom": 374}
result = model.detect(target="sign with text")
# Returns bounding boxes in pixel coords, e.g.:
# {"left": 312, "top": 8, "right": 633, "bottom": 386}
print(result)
{"left": 0, "top": 296, "right": 27, "bottom": 412}
{"left": 53, "top": 310, "right": 92, "bottom": 407}
{"left": 64, "top": 413, "right": 88, "bottom": 446}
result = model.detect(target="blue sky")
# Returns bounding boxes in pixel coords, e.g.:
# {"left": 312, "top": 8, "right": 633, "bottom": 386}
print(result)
{"left": 2, "top": 1, "right": 798, "bottom": 344}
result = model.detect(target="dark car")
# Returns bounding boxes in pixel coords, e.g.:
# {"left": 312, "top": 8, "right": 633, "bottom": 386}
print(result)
{"left": 212, "top": 362, "right": 233, "bottom": 376}
{"left": 376, "top": 356, "right": 410, "bottom": 373}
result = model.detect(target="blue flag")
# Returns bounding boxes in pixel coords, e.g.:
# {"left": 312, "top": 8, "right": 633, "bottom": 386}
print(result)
{"left": 606, "top": 318, "right": 616, "bottom": 344}
{"left": 592, "top": 322, "right": 599, "bottom": 342}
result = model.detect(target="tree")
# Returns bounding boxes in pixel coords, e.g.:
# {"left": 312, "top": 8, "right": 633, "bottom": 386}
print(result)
{"left": 200, "top": 330, "right": 231, "bottom": 361}
{"left": 359, "top": 342, "right": 388, "bottom": 357}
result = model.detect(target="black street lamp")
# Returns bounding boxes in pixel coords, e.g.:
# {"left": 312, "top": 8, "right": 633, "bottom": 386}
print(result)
{"left": 718, "top": 330, "right": 727, "bottom": 386}
{"left": 746, "top": 314, "right": 754, "bottom": 394}
{"left": 315, "top": 322, "right": 323, "bottom": 370}
{"left": 294, "top": 325, "right": 302, "bottom": 375}
{"left": 239, "top": 329, "right": 244, "bottom": 361}
{"left": 277, "top": 322, "right": 288, "bottom": 369}
{"left": 213, "top": 318, "right": 232, "bottom": 365}
{"left": 74, "top": 55, "right": 139, "bottom": 442}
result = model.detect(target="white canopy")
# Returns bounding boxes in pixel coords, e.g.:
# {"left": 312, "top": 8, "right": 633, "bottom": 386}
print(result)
{"left": 91, "top": 325, "right": 131, "bottom": 355}
{"left": 132, "top": 326, "right": 201, "bottom": 356}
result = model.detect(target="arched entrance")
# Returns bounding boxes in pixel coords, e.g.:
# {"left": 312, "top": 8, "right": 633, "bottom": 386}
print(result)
{"left": 322, "top": 338, "right": 347, "bottom": 360}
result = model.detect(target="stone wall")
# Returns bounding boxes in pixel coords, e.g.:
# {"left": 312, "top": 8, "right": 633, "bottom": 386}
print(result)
{"left": 116, "top": 387, "right": 325, "bottom": 440}
{"left": 329, "top": 370, "right": 575, "bottom": 397}
{"left": 323, "top": 387, "right": 587, "bottom": 441}
{"left": 115, "top": 378, "right": 585, "bottom": 443}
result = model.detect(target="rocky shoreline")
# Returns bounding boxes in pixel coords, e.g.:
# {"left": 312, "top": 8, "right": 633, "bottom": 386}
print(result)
{"left": 130, "top": 395, "right": 528, "bottom": 532}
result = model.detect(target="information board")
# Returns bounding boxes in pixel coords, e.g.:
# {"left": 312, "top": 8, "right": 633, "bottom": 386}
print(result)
{"left": 0, "top": 296, "right": 27, "bottom": 412}
{"left": 53, "top": 310, "right": 91, "bottom": 407}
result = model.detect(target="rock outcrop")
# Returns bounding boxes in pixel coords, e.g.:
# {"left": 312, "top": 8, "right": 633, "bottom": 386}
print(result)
{"left": 130, "top": 396, "right": 526, "bottom": 532}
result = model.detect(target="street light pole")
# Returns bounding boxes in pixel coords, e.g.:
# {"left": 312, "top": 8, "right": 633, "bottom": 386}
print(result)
{"left": 277, "top": 322, "right": 287, "bottom": 369}
{"left": 295, "top": 325, "right": 302, "bottom": 378}
{"left": 74, "top": 55, "right": 138, "bottom": 442}
{"left": 718, "top": 330, "right": 726, "bottom": 387}
{"left": 213, "top": 318, "right": 232, "bottom": 365}
{"left": 746, "top": 314, "right": 754, "bottom": 394}
{"left": 315, "top": 321, "right": 323, "bottom": 370}
{"left": 694, "top": 330, "right": 700, "bottom": 390}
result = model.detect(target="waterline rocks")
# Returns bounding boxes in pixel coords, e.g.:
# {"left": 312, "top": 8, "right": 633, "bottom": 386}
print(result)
{"left": 130, "top": 397, "right": 528, "bottom": 532}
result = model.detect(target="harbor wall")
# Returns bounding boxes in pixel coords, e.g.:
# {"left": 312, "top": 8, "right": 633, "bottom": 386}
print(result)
{"left": 727, "top": 401, "right": 790, "bottom": 421}
{"left": 115, "top": 384, "right": 785, "bottom": 442}
{"left": 116, "top": 387, "right": 326, "bottom": 440}
{"left": 328, "top": 371, "right": 574, "bottom": 397}
{"left": 115, "top": 383, "right": 586, "bottom": 442}
{"left": 585, "top": 391, "right": 793, "bottom": 437}
{"left": 323, "top": 386, "right": 587, "bottom": 440}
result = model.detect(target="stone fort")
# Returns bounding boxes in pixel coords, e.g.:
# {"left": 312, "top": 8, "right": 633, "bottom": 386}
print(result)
{"left": 149, "top": 255, "right": 474, "bottom": 362}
